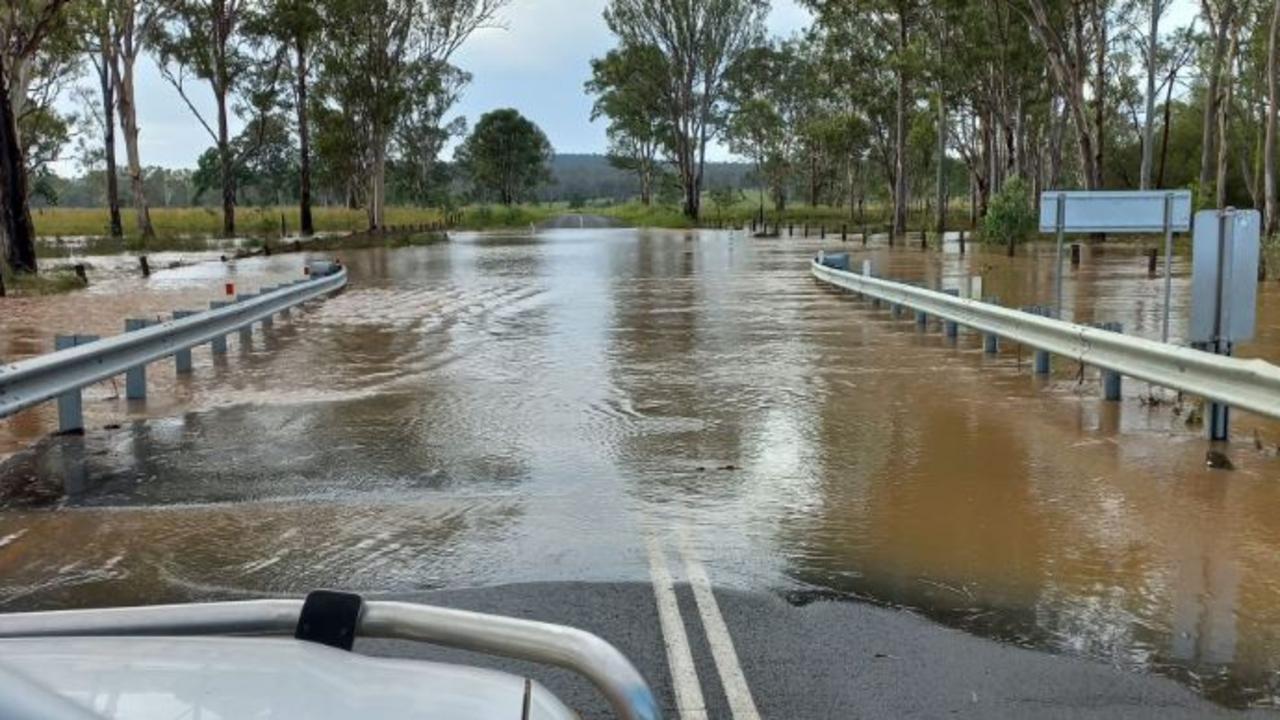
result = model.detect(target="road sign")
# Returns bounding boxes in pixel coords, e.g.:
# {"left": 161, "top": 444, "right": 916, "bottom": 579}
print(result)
{"left": 1189, "top": 209, "right": 1260, "bottom": 345}
{"left": 1038, "top": 190, "right": 1192, "bottom": 233}
{"left": 1040, "top": 190, "right": 1192, "bottom": 339}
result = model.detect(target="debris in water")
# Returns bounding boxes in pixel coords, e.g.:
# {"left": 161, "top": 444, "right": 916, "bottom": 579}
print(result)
{"left": 1206, "top": 450, "right": 1234, "bottom": 470}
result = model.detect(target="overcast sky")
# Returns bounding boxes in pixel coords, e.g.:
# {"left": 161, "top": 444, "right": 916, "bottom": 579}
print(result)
{"left": 56, "top": 0, "right": 813, "bottom": 174}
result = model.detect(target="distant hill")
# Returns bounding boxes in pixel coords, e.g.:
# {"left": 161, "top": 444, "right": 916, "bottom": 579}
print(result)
{"left": 540, "top": 153, "right": 755, "bottom": 203}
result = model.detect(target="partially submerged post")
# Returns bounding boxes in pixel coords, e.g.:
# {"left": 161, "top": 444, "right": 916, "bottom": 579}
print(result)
{"left": 1189, "top": 208, "right": 1261, "bottom": 441}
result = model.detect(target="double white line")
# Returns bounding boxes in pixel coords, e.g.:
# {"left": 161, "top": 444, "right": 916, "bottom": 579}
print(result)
{"left": 646, "top": 530, "right": 761, "bottom": 720}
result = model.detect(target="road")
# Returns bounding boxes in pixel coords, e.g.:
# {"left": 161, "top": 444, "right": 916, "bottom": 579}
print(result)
{"left": 368, "top": 577, "right": 1270, "bottom": 719}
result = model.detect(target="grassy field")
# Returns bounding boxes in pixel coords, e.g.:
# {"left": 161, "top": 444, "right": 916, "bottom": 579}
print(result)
{"left": 32, "top": 205, "right": 454, "bottom": 240}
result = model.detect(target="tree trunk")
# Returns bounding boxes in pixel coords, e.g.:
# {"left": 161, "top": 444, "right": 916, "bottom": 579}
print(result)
{"left": 0, "top": 54, "right": 36, "bottom": 274}
{"left": 1158, "top": 64, "right": 1177, "bottom": 188}
{"left": 369, "top": 139, "right": 387, "bottom": 228}
{"left": 1141, "top": 0, "right": 1161, "bottom": 189}
{"left": 935, "top": 90, "right": 947, "bottom": 236}
{"left": 114, "top": 37, "right": 154, "bottom": 239}
{"left": 1200, "top": 1, "right": 1234, "bottom": 200}
{"left": 296, "top": 34, "right": 314, "bottom": 237}
{"left": 1266, "top": 0, "right": 1280, "bottom": 236}
{"left": 98, "top": 39, "right": 123, "bottom": 239}
{"left": 216, "top": 87, "right": 236, "bottom": 236}
{"left": 892, "top": 11, "right": 909, "bottom": 239}
{"left": 1093, "top": 4, "right": 1106, "bottom": 189}
{"left": 1216, "top": 27, "right": 1239, "bottom": 208}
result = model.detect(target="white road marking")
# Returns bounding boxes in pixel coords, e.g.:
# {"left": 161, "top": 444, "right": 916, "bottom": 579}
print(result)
{"left": 646, "top": 534, "right": 709, "bottom": 720}
{"left": 678, "top": 532, "right": 762, "bottom": 720}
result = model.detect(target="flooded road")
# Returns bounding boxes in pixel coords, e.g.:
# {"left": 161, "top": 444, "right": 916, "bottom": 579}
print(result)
{"left": 3, "top": 229, "right": 1280, "bottom": 707}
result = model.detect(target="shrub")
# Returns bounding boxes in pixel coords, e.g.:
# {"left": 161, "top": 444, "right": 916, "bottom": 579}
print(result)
{"left": 982, "top": 175, "right": 1037, "bottom": 256}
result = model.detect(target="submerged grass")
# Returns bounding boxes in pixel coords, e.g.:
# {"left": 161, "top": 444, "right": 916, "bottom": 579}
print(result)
{"left": 1, "top": 265, "right": 88, "bottom": 297}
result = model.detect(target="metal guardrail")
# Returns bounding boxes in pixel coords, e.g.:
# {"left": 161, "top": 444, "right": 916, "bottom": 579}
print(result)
{"left": 811, "top": 259, "right": 1280, "bottom": 422}
{"left": 0, "top": 264, "right": 347, "bottom": 429}
{"left": 0, "top": 597, "right": 661, "bottom": 720}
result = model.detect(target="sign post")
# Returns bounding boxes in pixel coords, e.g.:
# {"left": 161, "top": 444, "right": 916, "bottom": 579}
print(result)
{"left": 1189, "top": 208, "right": 1261, "bottom": 441}
{"left": 1039, "top": 190, "right": 1192, "bottom": 326}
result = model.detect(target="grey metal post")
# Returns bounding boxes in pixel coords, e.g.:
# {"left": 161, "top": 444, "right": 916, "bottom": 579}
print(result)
{"left": 124, "top": 319, "right": 149, "bottom": 399}
{"left": 1034, "top": 349, "right": 1051, "bottom": 374}
{"left": 1032, "top": 305, "right": 1051, "bottom": 374}
{"left": 984, "top": 296, "right": 1000, "bottom": 352}
{"left": 1161, "top": 193, "right": 1174, "bottom": 343}
{"left": 944, "top": 289, "right": 959, "bottom": 338}
{"left": 1102, "top": 323, "right": 1123, "bottom": 400}
{"left": 236, "top": 293, "right": 254, "bottom": 345}
{"left": 1207, "top": 210, "right": 1232, "bottom": 441}
{"left": 173, "top": 311, "right": 196, "bottom": 373}
{"left": 54, "top": 335, "right": 98, "bottom": 433}
{"left": 1054, "top": 193, "right": 1065, "bottom": 319}
{"left": 916, "top": 309, "right": 928, "bottom": 326}
{"left": 209, "top": 301, "right": 229, "bottom": 354}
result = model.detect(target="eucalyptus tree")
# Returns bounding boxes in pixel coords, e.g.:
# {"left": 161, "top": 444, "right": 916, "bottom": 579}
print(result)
{"left": 586, "top": 44, "right": 669, "bottom": 206}
{"left": 152, "top": 0, "right": 271, "bottom": 236}
{"left": 723, "top": 40, "right": 815, "bottom": 213}
{"left": 317, "top": 0, "right": 506, "bottom": 229}
{"left": 804, "top": 0, "right": 920, "bottom": 238}
{"left": 0, "top": 0, "right": 76, "bottom": 276}
{"left": 394, "top": 62, "right": 469, "bottom": 207}
{"left": 253, "top": 0, "right": 321, "bottom": 234}
{"left": 108, "top": 0, "right": 160, "bottom": 239}
{"left": 604, "top": 0, "right": 767, "bottom": 220}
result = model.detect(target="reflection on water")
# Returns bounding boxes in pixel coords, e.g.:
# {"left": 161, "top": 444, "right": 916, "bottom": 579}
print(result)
{"left": 3, "top": 229, "right": 1280, "bottom": 706}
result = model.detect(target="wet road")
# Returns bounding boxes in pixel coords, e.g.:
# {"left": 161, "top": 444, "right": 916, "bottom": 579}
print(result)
{"left": 3, "top": 228, "right": 1280, "bottom": 710}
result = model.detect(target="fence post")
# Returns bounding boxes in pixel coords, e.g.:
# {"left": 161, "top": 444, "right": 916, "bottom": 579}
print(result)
{"left": 173, "top": 311, "right": 196, "bottom": 373}
{"left": 841, "top": 224, "right": 847, "bottom": 242}
{"left": 124, "top": 319, "right": 150, "bottom": 399}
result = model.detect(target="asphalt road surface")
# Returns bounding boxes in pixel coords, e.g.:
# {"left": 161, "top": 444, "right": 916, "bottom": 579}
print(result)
{"left": 366, "top": 580, "right": 1275, "bottom": 720}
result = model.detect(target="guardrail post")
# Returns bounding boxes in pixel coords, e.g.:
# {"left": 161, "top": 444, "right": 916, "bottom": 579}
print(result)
{"left": 209, "top": 301, "right": 229, "bottom": 354}
{"left": 983, "top": 297, "right": 1000, "bottom": 353}
{"left": 944, "top": 289, "right": 959, "bottom": 338}
{"left": 172, "top": 311, "right": 196, "bottom": 373}
{"left": 260, "top": 288, "right": 275, "bottom": 328}
{"left": 54, "top": 334, "right": 98, "bottom": 433}
{"left": 235, "top": 293, "right": 255, "bottom": 345}
{"left": 1101, "top": 322, "right": 1123, "bottom": 401}
{"left": 123, "top": 319, "right": 150, "bottom": 399}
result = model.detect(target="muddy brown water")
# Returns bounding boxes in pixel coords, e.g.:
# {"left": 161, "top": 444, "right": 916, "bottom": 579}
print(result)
{"left": 2, "top": 229, "right": 1280, "bottom": 707}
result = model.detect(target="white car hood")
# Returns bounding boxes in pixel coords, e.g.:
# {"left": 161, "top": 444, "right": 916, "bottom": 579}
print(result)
{"left": 0, "top": 636, "right": 577, "bottom": 720}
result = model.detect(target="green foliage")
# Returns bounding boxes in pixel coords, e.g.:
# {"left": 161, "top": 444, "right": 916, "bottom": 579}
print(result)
{"left": 981, "top": 176, "right": 1037, "bottom": 255}
{"left": 456, "top": 109, "right": 553, "bottom": 206}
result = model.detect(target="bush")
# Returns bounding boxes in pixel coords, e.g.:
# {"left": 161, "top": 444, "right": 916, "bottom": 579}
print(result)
{"left": 982, "top": 176, "right": 1037, "bottom": 256}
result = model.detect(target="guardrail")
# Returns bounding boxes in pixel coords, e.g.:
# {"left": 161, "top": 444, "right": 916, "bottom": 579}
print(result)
{"left": 0, "top": 262, "right": 347, "bottom": 433}
{"left": 811, "top": 257, "right": 1280, "bottom": 424}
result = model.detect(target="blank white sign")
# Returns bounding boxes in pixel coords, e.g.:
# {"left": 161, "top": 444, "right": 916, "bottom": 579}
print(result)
{"left": 1038, "top": 190, "right": 1192, "bottom": 233}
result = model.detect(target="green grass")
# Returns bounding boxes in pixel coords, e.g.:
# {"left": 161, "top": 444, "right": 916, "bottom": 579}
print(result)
{"left": 32, "top": 198, "right": 982, "bottom": 243}
{"left": 2, "top": 265, "right": 88, "bottom": 296}
{"left": 31, "top": 205, "right": 451, "bottom": 240}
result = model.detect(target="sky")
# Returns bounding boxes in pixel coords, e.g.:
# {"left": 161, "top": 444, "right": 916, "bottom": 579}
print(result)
{"left": 55, "top": 0, "right": 814, "bottom": 175}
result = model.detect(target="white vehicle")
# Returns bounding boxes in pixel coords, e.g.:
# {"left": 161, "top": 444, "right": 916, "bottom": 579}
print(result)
{"left": 0, "top": 590, "right": 660, "bottom": 720}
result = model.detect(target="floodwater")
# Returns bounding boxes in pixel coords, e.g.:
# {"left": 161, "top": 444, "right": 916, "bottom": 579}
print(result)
{"left": 2, "top": 228, "right": 1280, "bottom": 706}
